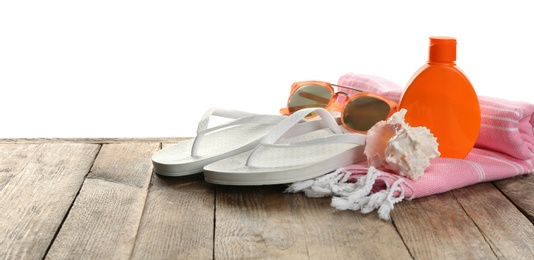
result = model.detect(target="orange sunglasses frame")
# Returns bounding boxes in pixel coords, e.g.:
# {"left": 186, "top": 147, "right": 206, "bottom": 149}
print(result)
{"left": 279, "top": 81, "right": 399, "bottom": 133}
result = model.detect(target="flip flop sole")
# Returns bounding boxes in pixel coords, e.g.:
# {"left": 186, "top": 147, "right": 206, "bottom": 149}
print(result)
{"left": 203, "top": 146, "right": 365, "bottom": 185}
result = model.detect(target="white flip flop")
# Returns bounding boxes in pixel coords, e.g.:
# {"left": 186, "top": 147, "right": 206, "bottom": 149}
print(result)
{"left": 203, "top": 108, "right": 367, "bottom": 185}
{"left": 151, "top": 107, "right": 287, "bottom": 176}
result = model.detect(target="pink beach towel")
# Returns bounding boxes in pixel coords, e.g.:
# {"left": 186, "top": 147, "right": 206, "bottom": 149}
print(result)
{"left": 287, "top": 73, "right": 534, "bottom": 220}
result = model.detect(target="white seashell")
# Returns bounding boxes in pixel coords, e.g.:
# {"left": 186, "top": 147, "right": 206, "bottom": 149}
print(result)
{"left": 364, "top": 108, "right": 440, "bottom": 181}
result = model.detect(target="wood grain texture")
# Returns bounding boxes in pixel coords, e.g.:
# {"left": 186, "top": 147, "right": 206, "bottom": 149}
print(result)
{"left": 86, "top": 142, "right": 159, "bottom": 188}
{"left": 45, "top": 143, "right": 159, "bottom": 259}
{"left": 131, "top": 174, "right": 215, "bottom": 259}
{"left": 494, "top": 173, "right": 534, "bottom": 223}
{"left": 0, "top": 143, "right": 100, "bottom": 260}
{"left": 392, "top": 191, "right": 497, "bottom": 260}
{"left": 131, "top": 142, "right": 214, "bottom": 259}
{"left": 214, "top": 185, "right": 411, "bottom": 260}
{"left": 0, "top": 143, "right": 41, "bottom": 190}
{"left": 453, "top": 183, "right": 534, "bottom": 259}
{"left": 45, "top": 179, "right": 149, "bottom": 259}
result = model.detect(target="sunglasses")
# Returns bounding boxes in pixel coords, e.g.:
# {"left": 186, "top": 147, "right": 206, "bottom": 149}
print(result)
{"left": 279, "top": 81, "right": 398, "bottom": 133}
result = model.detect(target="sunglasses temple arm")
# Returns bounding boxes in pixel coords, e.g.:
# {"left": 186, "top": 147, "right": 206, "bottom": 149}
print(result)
{"left": 331, "top": 84, "right": 364, "bottom": 93}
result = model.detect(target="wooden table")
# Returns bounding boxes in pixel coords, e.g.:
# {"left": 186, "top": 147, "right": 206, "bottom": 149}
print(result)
{"left": 1, "top": 138, "right": 533, "bottom": 259}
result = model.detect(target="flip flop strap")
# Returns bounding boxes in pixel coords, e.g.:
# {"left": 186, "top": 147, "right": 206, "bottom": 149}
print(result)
{"left": 261, "top": 108, "right": 343, "bottom": 144}
{"left": 245, "top": 108, "right": 366, "bottom": 166}
{"left": 192, "top": 108, "right": 286, "bottom": 157}
{"left": 196, "top": 108, "right": 259, "bottom": 134}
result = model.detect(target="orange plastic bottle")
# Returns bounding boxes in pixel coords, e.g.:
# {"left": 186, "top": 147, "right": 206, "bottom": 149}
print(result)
{"left": 399, "top": 36, "right": 481, "bottom": 159}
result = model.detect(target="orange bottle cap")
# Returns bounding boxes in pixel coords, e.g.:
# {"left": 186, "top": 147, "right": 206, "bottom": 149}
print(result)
{"left": 429, "top": 36, "right": 456, "bottom": 63}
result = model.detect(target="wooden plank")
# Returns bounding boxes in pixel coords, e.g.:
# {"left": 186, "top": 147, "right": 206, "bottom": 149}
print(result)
{"left": 214, "top": 185, "right": 411, "bottom": 259}
{"left": 131, "top": 142, "right": 214, "bottom": 259}
{"left": 0, "top": 143, "right": 100, "bottom": 260}
{"left": 493, "top": 173, "right": 534, "bottom": 222}
{"left": 45, "top": 143, "right": 159, "bottom": 259}
{"left": 0, "top": 137, "right": 190, "bottom": 144}
{"left": 392, "top": 191, "right": 497, "bottom": 259}
{"left": 130, "top": 174, "right": 215, "bottom": 259}
{"left": 452, "top": 183, "right": 534, "bottom": 258}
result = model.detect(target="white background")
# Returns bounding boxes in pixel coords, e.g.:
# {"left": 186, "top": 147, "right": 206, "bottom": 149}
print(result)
{"left": 1, "top": 1, "right": 532, "bottom": 138}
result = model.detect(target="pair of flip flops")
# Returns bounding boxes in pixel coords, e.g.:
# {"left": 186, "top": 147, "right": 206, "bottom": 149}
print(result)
{"left": 151, "top": 107, "right": 366, "bottom": 185}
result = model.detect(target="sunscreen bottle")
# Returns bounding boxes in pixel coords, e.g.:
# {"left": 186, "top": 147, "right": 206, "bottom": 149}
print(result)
{"left": 399, "top": 36, "right": 480, "bottom": 159}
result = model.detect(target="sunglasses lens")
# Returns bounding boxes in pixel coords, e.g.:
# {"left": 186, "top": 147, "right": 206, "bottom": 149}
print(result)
{"left": 288, "top": 84, "right": 332, "bottom": 113}
{"left": 343, "top": 97, "right": 391, "bottom": 132}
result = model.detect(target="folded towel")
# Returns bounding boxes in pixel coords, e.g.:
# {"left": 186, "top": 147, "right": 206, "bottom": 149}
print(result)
{"left": 287, "top": 73, "right": 534, "bottom": 220}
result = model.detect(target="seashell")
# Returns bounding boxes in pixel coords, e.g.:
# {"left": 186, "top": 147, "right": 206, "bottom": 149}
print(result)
{"left": 364, "top": 121, "right": 396, "bottom": 168}
{"left": 364, "top": 109, "right": 440, "bottom": 181}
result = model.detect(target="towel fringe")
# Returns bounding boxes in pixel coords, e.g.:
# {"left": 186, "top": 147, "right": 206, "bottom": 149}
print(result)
{"left": 286, "top": 166, "right": 405, "bottom": 220}
{"left": 285, "top": 167, "right": 353, "bottom": 197}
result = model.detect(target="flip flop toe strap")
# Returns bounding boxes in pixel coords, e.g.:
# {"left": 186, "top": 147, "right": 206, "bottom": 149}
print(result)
{"left": 191, "top": 108, "right": 286, "bottom": 157}
{"left": 245, "top": 108, "right": 366, "bottom": 167}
